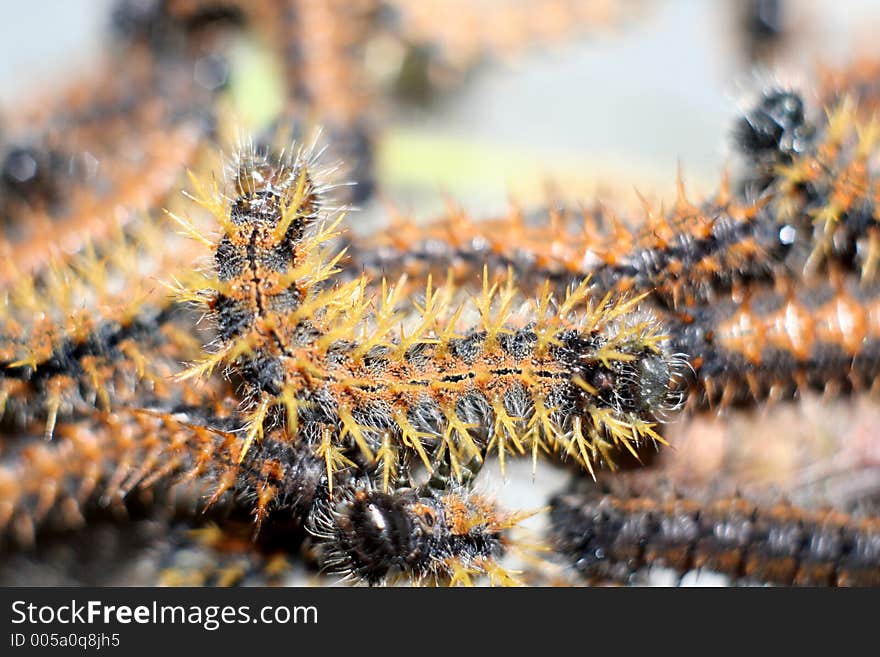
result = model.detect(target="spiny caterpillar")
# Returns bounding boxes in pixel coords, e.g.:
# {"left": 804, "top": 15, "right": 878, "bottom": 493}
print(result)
{"left": 0, "top": 406, "right": 223, "bottom": 547}
{"left": 349, "top": 180, "right": 783, "bottom": 310}
{"left": 0, "top": 388, "right": 516, "bottom": 586}
{"left": 173, "top": 140, "right": 685, "bottom": 489}
{"left": 549, "top": 476, "right": 880, "bottom": 586}
{"left": 0, "top": 135, "right": 530, "bottom": 586}
{"left": 345, "top": 90, "right": 880, "bottom": 417}
{"left": 312, "top": 481, "right": 525, "bottom": 586}
{"left": 0, "top": 402, "right": 524, "bottom": 585}
{"left": 733, "top": 90, "right": 880, "bottom": 282}
{"left": 152, "top": 410, "right": 527, "bottom": 585}
{"left": 671, "top": 269, "right": 880, "bottom": 409}
{"left": 350, "top": 89, "right": 880, "bottom": 313}
{"left": 0, "top": 218, "right": 207, "bottom": 438}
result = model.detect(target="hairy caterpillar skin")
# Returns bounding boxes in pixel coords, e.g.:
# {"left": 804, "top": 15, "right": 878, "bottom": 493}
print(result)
{"left": 348, "top": 234, "right": 880, "bottom": 415}
{"left": 0, "top": 135, "right": 532, "bottom": 585}
{"left": 348, "top": 182, "right": 790, "bottom": 311}
{"left": 178, "top": 142, "right": 684, "bottom": 485}
{"left": 0, "top": 218, "right": 209, "bottom": 435}
{"left": 0, "top": 119, "right": 206, "bottom": 282}
{"left": 0, "top": 403, "right": 226, "bottom": 547}
{"left": 0, "top": 516, "right": 178, "bottom": 586}
{"left": 11, "top": 0, "right": 880, "bottom": 589}
{"left": 0, "top": 403, "right": 523, "bottom": 586}
{"left": 549, "top": 479, "right": 880, "bottom": 586}
{"left": 671, "top": 271, "right": 880, "bottom": 409}
{"left": 147, "top": 414, "right": 524, "bottom": 586}
{"left": 351, "top": 92, "right": 880, "bottom": 307}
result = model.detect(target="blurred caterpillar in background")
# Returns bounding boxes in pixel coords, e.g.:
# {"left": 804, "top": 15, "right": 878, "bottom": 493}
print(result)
{"left": 549, "top": 473, "right": 880, "bottom": 586}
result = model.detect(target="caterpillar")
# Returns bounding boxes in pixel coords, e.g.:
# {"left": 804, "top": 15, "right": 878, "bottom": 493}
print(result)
{"left": 733, "top": 91, "right": 880, "bottom": 282}
{"left": 549, "top": 476, "right": 880, "bottom": 586}
{"left": 0, "top": 407, "right": 220, "bottom": 547}
{"left": 0, "top": 515, "right": 293, "bottom": 587}
{"left": 0, "top": 216, "right": 208, "bottom": 436}
{"left": 350, "top": 88, "right": 880, "bottom": 312}
{"left": 0, "top": 36, "right": 218, "bottom": 283}
{"left": 347, "top": 183, "right": 784, "bottom": 310}
{"left": 0, "top": 400, "right": 526, "bottom": 586}
{"left": 146, "top": 409, "right": 526, "bottom": 586}
{"left": 0, "top": 135, "right": 538, "bottom": 585}
{"left": 174, "top": 140, "right": 685, "bottom": 488}
{"left": 312, "top": 481, "right": 525, "bottom": 586}
{"left": 671, "top": 269, "right": 880, "bottom": 410}
{"left": 351, "top": 228, "right": 880, "bottom": 414}
{"left": 339, "top": 89, "right": 824, "bottom": 307}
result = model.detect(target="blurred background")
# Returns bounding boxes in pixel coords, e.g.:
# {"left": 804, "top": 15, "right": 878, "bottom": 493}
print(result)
{"left": 4, "top": 0, "right": 880, "bottom": 215}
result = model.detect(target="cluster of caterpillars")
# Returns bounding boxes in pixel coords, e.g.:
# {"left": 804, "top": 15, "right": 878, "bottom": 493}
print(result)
{"left": 352, "top": 88, "right": 880, "bottom": 411}
{"left": 160, "top": 139, "right": 684, "bottom": 582}
{"left": 4, "top": 1, "right": 880, "bottom": 586}
{"left": 343, "top": 85, "right": 880, "bottom": 581}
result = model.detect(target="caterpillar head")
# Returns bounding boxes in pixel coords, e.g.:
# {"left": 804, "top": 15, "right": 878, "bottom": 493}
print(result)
{"left": 313, "top": 485, "right": 518, "bottom": 586}
{"left": 556, "top": 309, "right": 686, "bottom": 423}
{"left": 735, "top": 89, "right": 810, "bottom": 157}
{"left": 227, "top": 144, "right": 323, "bottom": 235}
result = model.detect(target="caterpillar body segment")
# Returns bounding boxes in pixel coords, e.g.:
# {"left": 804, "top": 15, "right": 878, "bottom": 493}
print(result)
{"left": 347, "top": 182, "right": 789, "bottom": 311}
{"left": 672, "top": 270, "right": 880, "bottom": 409}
